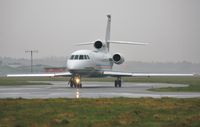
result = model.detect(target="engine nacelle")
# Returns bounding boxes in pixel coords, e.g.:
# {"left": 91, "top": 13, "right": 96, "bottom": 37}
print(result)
{"left": 112, "top": 53, "right": 125, "bottom": 64}
{"left": 94, "top": 40, "right": 105, "bottom": 49}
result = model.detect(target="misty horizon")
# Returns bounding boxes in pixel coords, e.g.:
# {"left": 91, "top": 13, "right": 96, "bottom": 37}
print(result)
{"left": 1, "top": 56, "right": 200, "bottom": 64}
{"left": 1, "top": 57, "right": 200, "bottom": 76}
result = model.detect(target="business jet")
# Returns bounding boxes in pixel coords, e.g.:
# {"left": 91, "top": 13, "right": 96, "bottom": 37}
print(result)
{"left": 7, "top": 15, "right": 195, "bottom": 88}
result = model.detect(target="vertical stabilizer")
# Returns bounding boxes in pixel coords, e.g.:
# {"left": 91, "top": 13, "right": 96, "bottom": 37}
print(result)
{"left": 105, "top": 14, "right": 111, "bottom": 52}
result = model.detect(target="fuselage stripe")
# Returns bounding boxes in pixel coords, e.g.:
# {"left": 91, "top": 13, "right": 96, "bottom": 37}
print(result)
{"left": 95, "top": 64, "right": 112, "bottom": 69}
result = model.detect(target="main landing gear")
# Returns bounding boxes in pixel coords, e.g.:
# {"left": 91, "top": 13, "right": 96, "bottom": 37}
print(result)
{"left": 68, "top": 75, "right": 82, "bottom": 88}
{"left": 114, "top": 77, "right": 122, "bottom": 88}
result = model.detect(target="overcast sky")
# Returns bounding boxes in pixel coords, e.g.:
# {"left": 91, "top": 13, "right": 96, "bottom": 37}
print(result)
{"left": 0, "top": 0, "right": 200, "bottom": 63}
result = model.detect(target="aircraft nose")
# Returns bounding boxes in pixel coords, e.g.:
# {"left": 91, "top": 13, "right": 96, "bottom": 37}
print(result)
{"left": 67, "top": 60, "right": 84, "bottom": 70}
{"left": 67, "top": 61, "right": 78, "bottom": 70}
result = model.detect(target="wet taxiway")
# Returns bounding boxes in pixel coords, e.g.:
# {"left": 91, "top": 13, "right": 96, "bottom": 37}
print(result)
{"left": 0, "top": 81, "right": 200, "bottom": 99}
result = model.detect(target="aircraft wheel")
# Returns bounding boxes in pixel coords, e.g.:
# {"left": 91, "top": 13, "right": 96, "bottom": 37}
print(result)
{"left": 118, "top": 80, "right": 122, "bottom": 88}
{"left": 70, "top": 83, "right": 74, "bottom": 88}
{"left": 115, "top": 80, "right": 118, "bottom": 87}
{"left": 115, "top": 80, "right": 121, "bottom": 88}
{"left": 75, "top": 83, "right": 82, "bottom": 88}
{"left": 118, "top": 80, "right": 121, "bottom": 87}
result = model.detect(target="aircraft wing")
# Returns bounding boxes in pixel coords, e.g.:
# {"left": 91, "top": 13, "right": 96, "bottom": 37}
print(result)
{"left": 6, "top": 72, "right": 72, "bottom": 77}
{"left": 7, "top": 71, "right": 196, "bottom": 78}
{"left": 103, "top": 71, "right": 196, "bottom": 77}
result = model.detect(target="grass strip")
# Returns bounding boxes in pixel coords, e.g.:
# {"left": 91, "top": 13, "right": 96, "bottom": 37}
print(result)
{"left": 0, "top": 98, "right": 200, "bottom": 127}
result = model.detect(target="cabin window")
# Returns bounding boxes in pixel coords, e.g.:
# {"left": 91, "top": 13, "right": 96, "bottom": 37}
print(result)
{"left": 70, "top": 54, "right": 90, "bottom": 60}
{"left": 83, "top": 55, "right": 87, "bottom": 59}
{"left": 74, "top": 55, "right": 79, "bottom": 60}
{"left": 79, "top": 55, "right": 84, "bottom": 60}
{"left": 86, "top": 55, "right": 90, "bottom": 59}
{"left": 70, "top": 55, "right": 75, "bottom": 60}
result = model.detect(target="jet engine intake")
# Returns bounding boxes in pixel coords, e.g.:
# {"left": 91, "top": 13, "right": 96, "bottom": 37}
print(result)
{"left": 94, "top": 41, "right": 104, "bottom": 49}
{"left": 112, "top": 53, "right": 124, "bottom": 64}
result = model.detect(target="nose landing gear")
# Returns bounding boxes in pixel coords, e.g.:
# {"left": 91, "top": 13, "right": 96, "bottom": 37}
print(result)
{"left": 68, "top": 75, "right": 82, "bottom": 88}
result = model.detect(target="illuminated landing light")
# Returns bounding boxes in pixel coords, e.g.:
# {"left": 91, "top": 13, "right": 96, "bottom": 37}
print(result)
{"left": 75, "top": 77, "right": 80, "bottom": 84}
{"left": 76, "top": 89, "right": 80, "bottom": 99}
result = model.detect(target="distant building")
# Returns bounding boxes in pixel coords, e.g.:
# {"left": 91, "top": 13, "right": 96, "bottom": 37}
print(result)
{"left": 44, "top": 67, "right": 66, "bottom": 73}
{"left": 7, "top": 63, "right": 22, "bottom": 68}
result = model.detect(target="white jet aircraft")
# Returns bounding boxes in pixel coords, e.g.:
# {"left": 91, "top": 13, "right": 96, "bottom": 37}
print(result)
{"left": 7, "top": 15, "right": 195, "bottom": 88}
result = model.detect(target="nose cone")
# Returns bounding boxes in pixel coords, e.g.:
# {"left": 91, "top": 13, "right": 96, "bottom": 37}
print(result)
{"left": 67, "top": 59, "right": 94, "bottom": 74}
{"left": 67, "top": 60, "right": 80, "bottom": 70}
{"left": 67, "top": 60, "right": 92, "bottom": 70}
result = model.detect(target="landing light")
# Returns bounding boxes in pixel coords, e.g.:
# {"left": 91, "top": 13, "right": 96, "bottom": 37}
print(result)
{"left": 75, "top": 77, "right": 80, "bottom": 84}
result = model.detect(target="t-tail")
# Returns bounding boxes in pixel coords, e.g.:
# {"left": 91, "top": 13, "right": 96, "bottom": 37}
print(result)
{"left": 105, "top": 14, "right": 111, "bottom": 52}
{"left": 77, "top": 15, "right": 149, "bottom": 52}
{"left": 104, "top": 14, "right": 149, "bottom": 52}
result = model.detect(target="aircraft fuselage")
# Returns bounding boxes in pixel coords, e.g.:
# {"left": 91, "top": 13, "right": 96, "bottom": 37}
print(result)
{"left": 67, "top": 49, "right": 113, "bottom": 77}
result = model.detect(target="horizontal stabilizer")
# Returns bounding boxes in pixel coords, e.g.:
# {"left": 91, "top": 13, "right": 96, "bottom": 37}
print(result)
{"left": 77, "top": 41, "right": 149, "bottom": 46}
{"left": 108, "top": 41, "right": 149, "bottom": 45}
{"left": 76, "top": 42, "right": 94, "bottom": 45}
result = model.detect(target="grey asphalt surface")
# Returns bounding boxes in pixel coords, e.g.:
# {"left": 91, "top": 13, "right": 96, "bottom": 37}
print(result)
{"left": 0, "top": 81, "right": 200, "bottom": 99}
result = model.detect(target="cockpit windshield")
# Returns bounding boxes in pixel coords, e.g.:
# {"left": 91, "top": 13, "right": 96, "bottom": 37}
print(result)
{"left": 70, "top": 55, "right": 90, "bottom": 60}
